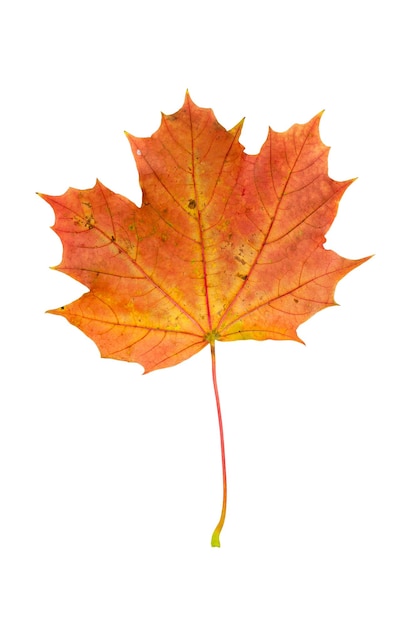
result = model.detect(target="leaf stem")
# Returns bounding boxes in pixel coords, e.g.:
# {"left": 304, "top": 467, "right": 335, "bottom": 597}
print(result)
{"left": 210, "top": 341, "right": 227, "bottom": 547}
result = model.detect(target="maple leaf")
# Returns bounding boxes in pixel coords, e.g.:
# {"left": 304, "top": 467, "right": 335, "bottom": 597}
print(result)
{"left": 40, "top": 93, "right": 369, "bottom": 546}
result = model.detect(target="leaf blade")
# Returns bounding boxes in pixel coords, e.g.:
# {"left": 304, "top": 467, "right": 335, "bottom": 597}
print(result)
{"left": 42, "top": 94, "right": 369, "bottom": 372}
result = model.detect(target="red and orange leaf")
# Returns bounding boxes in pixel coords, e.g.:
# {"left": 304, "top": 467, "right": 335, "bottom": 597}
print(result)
{"left": 41, "top": 93, "right": 368, "bottom": 373}
{"left": 41, "top": 93, "right": 369, "bottom": 546}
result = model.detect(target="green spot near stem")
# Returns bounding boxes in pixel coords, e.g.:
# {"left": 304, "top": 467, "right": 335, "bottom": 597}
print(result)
{"left": 204, "top": 329, "right": 220, "bottom": 344}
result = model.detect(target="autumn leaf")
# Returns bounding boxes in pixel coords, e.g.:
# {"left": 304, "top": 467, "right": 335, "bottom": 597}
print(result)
{"left": 40, "top": 93, "right": 369, "bottom": 546}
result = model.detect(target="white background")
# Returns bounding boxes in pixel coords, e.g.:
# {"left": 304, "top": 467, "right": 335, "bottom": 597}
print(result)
{"left": 1, "top": 1, "right": 414, "bottom": 624}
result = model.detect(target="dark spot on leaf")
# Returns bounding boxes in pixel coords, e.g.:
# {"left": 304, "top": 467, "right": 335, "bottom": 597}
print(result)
{"left": 60, "top": 306, "right": 65, "bottom": 310}
{"left": 294, "top": 298, "right": 299, "bottom": 303}
{"left": 111, "top": 235, "right": 115, "bottom": 241}
{"left": 83, "top": 215, "right": 95, "bottom": 229}
{"left": 188, "top": 199, "right": 197, "bottom": 209}
{"left": 237, "top": 273, "right": 248, "bottom": 281}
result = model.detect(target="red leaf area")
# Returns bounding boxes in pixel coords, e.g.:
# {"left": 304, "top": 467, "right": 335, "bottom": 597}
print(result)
{"left": 41, "top": 93, "right": 368, "bottom": 372}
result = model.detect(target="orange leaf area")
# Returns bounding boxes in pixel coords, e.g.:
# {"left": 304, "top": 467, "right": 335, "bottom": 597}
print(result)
{"left": 41, "top": 94, "right": 369, "bottom": 373}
